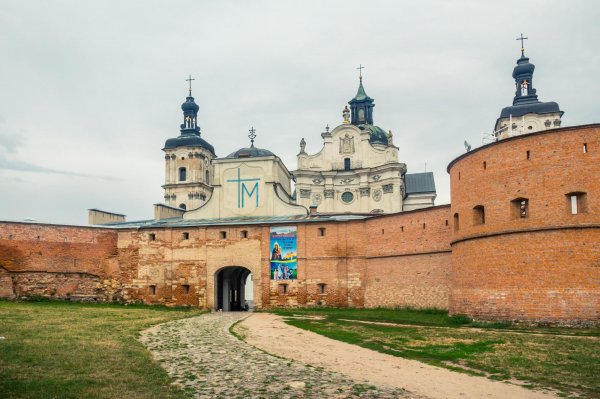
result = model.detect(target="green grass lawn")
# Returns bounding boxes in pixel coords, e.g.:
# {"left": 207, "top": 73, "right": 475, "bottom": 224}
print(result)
{"left": 272, "top": 308, "right": 600, "bottom": 398}
{"left": 0, "top": 300, "right": 203, "bottom": 399}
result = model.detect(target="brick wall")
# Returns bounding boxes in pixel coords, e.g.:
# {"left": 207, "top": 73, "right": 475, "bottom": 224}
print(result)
{"left": 448, "top": 124, "right": 600, "bottom": 325}
{"left": 0, "top": 222, "right": 119, "bottom": 301}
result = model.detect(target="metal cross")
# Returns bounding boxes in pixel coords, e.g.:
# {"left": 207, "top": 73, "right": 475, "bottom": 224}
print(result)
{"left": 516, "top": 33, "right": 528, "bottom": 56}
{"left": 356, "top": 64, "right": 365, "bottom": 80}
{"left": 185, "top": 75, "right": 195, "bottom": 96}
{"left": 248, "top": 127, "right": 256, "bottom": 147}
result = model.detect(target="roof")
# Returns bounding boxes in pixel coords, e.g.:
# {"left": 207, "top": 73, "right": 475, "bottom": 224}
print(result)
{"left": 163, "top": 134, "right": 216, "bottom": 155}
{"left": 226, "top": 146, "right": 275, "bottom": 158}
{"left": 405, "top": 172, "right": 436, "bottom": 195}
{"left": 100, "top": 213, "right": 373, "bottom": 229}
{"left": 499, "top": 101, "right": 563, "bottom": 119}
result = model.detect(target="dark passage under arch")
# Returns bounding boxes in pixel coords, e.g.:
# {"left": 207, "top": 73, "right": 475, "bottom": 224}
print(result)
{"left": 215, "top": 266, "right": 252, "bottom": 311}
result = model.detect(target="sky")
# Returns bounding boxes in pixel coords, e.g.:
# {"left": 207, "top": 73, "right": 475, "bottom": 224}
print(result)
{"left": 1, "top": 0, "right": 599, "bottom": 225}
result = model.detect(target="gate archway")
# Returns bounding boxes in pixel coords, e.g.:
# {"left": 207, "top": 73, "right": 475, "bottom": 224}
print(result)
{"left": 215, "top": 266, "right": 252, "bottom": 311}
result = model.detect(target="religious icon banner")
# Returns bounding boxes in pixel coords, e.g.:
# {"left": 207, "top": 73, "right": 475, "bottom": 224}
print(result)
{"left": 270, "top": 226, "right": 297, "bottom": 280}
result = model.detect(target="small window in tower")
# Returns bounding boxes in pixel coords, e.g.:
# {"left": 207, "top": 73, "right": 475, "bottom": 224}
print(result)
{"left": 583, "top": 143, "right": 588, "bottom": 153}
{"left": 567, "top": 192, "right": 587, "bottom": 214}
{"left": 511, "top": 198, "right": 529, "bottom": 219}
{"left": 458, "top": 172, "right": 461, "bottom": 180}
{"left": 445, "top": 219, "right": 449, "bottom": 226}
{"left": 453, "top": 213, "right": 459, "bottom": 231}
{"left": 358, "top": 108, "right": 365, "bottom": 121}
{"left": 149, "top": 233, "right": 156, "bottom": 241}
{"left": 241, "top": 230, "right": 248, "bottom": 239}
{"left": 182, "top": 284, "right": 190, "bottom": 294}
{"left": 422, "top": 223, "right": 426, "bottom": 229}
{"left": 528, "top": 125, "right": 533, "bottom": 130}
{"left": 318, "top": 227, "right": 326, "bottom": 237}
{"left": 179, "top": 167, "right": 187, "bottom": 181}
{"left": 279, "top": 284, "right": 288, "bottom": 295}
{"left": 179, "top": 203, "right": 186, "bottom": 210}
{"left": 149, "top": 285, "right": 156, "bottom": 295}
{"left": 483, "top": 161, "right": 487, "bottom": 170}
{"left": 473, "top": 205, "right": 485, "bottom": 225}
{"left": 205, "top": 170, "right": 210, "bottom": 183}
{"left": 401, "top": 226, "right": 404, "bottom": 232}
{"left": 318, "top": 283, "right": 326, "bottom": 294}
{"left": 219, "top": 231, "right": 227, "bottom": 239}
{"left": 344, "top": 158, "right": 351, "bottom": 170}
{"left": 182, "top": 232, "right": 189, "bottom": 240}
{"left": 526, "top": 150, "right": 531, "bottom": 160}
{"left": 381, "top": 229, "right": 385, "bottom": 235}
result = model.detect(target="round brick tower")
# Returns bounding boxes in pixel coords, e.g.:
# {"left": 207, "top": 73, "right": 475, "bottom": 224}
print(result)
{"left": 447, "top": 124, "right": 600, "bottom": 325}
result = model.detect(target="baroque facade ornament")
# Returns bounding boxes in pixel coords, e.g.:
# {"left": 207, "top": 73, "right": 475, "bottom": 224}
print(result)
{"left": 359, "top": 187, "right": 370, "bottom": 197}
{"left": 324, "top": 189, "right": 334, "bottom": 199}
{"left": 340, "top": 178, "right": 354, "bottom": 185}
{"left": 372, "top": 174, "right": 381, "bottom": 181}
{"left": 299, "top": 189, "right": 311, "bottom": 199}
{"left": 383, "top": 183, "right": 393, "bottom": 193}
{"left": 372, "top": 189, "right": 382, "bottom": 202}
{"left": 339, "top": 133, "right": 355, "bottom": 154}
{"left": 312, "top": 177, "right": 323, "bottom": 185}
{"left": 312, "top": 193, "right": 322, "bottom": 205}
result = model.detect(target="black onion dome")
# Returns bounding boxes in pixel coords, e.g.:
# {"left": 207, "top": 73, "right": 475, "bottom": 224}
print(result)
{"left": 181, "top": 96, "right": 200, "bottom": 112}
{"left": 226, "top": 146, "right": 275, "bottom": 158}
{"left": 512, "top": 56, "right": 535, "bottom": 78}
{"left": 367, "top": 125, "right": 389, "bottom": 145}
{"left": 164, "top": 135, "right": 215, "bottom": 155}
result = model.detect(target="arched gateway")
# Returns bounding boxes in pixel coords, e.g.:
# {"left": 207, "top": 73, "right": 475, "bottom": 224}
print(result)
{"left": 215, "top": 266, "right": 253, "bottom": 311}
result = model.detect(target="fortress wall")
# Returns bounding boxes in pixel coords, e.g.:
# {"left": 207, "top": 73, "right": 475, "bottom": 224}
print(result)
{"left": 0, "top": 222, "right": 119, "bottom": 301}
{"left": 363, "top": 206, "right": 452, "bottom": 309}
{"left": 448, "top": 124, "right": 600, "bottom": 325}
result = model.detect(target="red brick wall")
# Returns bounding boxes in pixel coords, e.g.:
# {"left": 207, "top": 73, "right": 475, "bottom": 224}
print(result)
{"left": 448, "top": 124, "right": 600, "bottom": 325}
{"left": 0, "top": 222, "right": 118, "bottom": 301}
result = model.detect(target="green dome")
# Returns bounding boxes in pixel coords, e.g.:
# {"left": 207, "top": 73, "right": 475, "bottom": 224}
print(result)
{"left": 367, "top": 125, "right": 389, "bottom": 146}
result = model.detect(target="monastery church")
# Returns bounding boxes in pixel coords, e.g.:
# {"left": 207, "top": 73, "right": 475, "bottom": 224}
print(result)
{"left": 1, "top": 46, "right": 598, "bottom": 325}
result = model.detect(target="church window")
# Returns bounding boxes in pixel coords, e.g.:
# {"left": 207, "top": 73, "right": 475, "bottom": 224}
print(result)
{"left": 182, "top": 232, "right": 189, "bottom": 240}
{"left": 179, "top": 203, "right": 186, "bottom": 210}
{"left": 358, "top": 108, "right": 365, "bottom": 121}
{"left": 527, "top": 150, "right": 530, "bottom": 160}
{"left": 279, "top": 284, "right": 288, "bottom": 295}
{"left": 149, "top": 233, "right": 156, "bottom": 241}
{"left": 473, "top": 205, "right": 485, "bottom": 225}
{"left": 344, "top": 158, "right": 351, "bottom": 170}
{"left": 149, "top": 285, "right": 156, "bottom": 295}
{"left": 511, "top": 198, "right": 528, "bottom": 219}
{"left": 241, "top": 230, "right": 248, "bottom": 239}
{"left": 179, "top": 167, "right": 187, "bottom": 181}
{"left": 205, "top": 170, "right": 210, "bottom": 183}
{"left": 341, "top": 192, "right": 354, "bottom": 203}
{"left": 318, "top": 283, "right": 326, "bottom": 294}
{"left": 318, "top": 227, "right": 326, "bottom": 237}
{"left": 567, "top": 192, "right": 586, "bottom": 214}
{"left": 182, "top": 284, "right": 190, "bottom": 294}
{"left": 181, "top": 157, "right": 184, "bottom": 161}
{"left": 583, "top": 143, "right": 588, "bottom": 153}
{"left": 219, "top": 231, "right": 227, "bottom": 239}
{"left": 453, "top": 213, "right": 459, "bottom": 231}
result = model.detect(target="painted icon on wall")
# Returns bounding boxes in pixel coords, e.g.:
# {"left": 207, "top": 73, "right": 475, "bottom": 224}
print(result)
{"left": 270, "top": 226, "right": 297, "bottom": 280}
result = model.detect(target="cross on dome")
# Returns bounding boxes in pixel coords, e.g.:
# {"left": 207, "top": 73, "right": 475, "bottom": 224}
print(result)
{"left": 356, "top": 64, "right": 365, "bottom": 82}
{"left": 186, "top": 74, "right": 195, "bottom": 96}
{"left": 516, "top": 33, "right": 528, "bottom": 56}
{"left": 248, "top": 127, "right": 257, "bottom": 147}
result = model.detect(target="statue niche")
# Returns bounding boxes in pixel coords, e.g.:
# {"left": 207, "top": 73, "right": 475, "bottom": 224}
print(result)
{"left": 339, "top": 134, "right": 355, "bottom": 154}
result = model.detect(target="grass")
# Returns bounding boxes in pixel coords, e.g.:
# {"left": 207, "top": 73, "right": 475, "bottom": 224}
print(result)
{"left": 0, "top": 300, "right": 203, "bottom": 399}
{"left": 272, "top": 307, "right": 600, "bottom": 398}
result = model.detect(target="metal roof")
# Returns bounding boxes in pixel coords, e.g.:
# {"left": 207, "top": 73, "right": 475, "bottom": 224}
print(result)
{"left": 404, "top": 172, "right": 436, "bottom": 195}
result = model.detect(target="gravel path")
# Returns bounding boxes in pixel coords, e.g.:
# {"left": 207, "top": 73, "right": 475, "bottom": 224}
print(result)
{"left": 140, "top": 312, "right": 419, "bottom": 399}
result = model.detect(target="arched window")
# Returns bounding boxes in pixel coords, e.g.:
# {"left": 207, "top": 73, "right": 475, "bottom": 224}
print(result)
{"left": 179, "top": 167, "right": 187, "bottom": 181}
{"left": 344, "top": 158, "right": 351, "bottom": 170}
{"left": 179, "top": 203, "right": 186, "bottom": 210}
{"left": 205, "top": 170, "right": 209, "bottom": 183}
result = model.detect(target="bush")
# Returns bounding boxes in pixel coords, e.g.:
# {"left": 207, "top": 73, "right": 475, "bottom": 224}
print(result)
{"left": 448, "top": 314, "right": 472, "bottom": 325}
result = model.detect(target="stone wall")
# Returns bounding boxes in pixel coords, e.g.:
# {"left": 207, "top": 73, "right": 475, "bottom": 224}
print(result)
{"left": 448, "top": 124, "right": 600, "bottom": 325}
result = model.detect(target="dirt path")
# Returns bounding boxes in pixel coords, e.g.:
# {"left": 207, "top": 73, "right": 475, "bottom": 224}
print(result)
{"left": 238, "top": 313, "right": 557, "bottom": 399}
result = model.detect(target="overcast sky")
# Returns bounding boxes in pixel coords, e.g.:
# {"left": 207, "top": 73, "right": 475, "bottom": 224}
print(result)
{"left": 1, "top": 0, "right": 599, "bottom": 225}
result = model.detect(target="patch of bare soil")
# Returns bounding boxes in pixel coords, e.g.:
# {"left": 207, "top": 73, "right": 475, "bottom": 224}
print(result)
{"left": 240, "top": 313, "right": 558, "bottom": 399}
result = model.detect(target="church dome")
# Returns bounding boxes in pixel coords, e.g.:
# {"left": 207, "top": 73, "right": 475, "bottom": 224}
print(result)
{"left": 512, "top": 56, "right": 535, "bottom": 78}
{"left": 181, "top": 96, "right": 200, "bottom": 112}
{"left": 367, "top": 125, "right": 389, "bottom": 146}
{"left": 226, "top": 146, "right": 275, "bottom": 158}
{"left": 164, "top": 135, "right": 215, "bottom": 155}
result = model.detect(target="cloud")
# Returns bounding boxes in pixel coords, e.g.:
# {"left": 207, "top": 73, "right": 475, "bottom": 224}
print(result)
{"left": 0, "top": 132, "right": 24, "bottom": 153}
{"left": 0, "top": 153, "right": 119, "bottom": 180}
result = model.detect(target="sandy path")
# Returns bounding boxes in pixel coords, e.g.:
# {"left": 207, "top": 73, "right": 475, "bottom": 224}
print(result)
{"left": 239, "top": 313, "right": 556, "bottom": 399}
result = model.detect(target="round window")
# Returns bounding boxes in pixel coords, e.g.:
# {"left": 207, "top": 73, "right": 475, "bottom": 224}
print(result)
{"left": 341, "top": 191, "right": 354, "bottom": 203}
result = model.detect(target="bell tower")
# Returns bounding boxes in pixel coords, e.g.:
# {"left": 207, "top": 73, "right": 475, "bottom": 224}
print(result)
{"left": 162, "top": 76, "right": 216, "bottom": 211}
{"left": 348, "top": 65, "right": 375, "bottom": 127}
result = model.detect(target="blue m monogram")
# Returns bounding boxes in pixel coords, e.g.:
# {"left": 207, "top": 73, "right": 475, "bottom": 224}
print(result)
{"left": 226, "top": 168, "right": 260, "bottom": 208}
